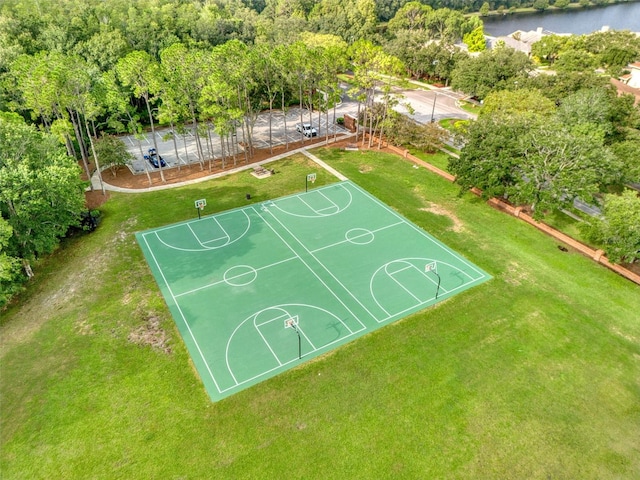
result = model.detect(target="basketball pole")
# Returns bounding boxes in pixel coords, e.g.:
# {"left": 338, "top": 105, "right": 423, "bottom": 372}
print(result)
{"left": 197, "top": 205, "right": 201, "bottom": 220}
{"left": 426, "top": 263, "right": 441, "bottom": 299}
{"left": 293, "top": 324, "right": 301, "bottom": 359}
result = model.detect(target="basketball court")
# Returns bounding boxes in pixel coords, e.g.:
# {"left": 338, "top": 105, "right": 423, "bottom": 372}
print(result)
{"left": 136, "top": 181, "right": 491, "bottom": 401}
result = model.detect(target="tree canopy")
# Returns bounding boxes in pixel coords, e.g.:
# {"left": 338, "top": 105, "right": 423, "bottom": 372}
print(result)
{"left": 0, "top": 112, "right": 86, "bottom": 280}
{"left": 449, "top": 89, "right": 629, "bottom": 220}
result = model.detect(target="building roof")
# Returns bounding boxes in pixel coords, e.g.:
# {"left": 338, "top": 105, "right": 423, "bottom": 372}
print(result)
{"left": 611, "top": 77, "right": 640, "bottom": 105}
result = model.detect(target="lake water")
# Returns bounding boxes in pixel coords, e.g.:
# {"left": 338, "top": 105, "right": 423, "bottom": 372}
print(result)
{"left": 482, "top": 1, "right": 640, "bottom": 36}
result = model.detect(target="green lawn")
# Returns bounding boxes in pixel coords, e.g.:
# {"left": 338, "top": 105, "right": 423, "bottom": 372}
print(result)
{"left": 458, "top": 100, "right": 482, "bottom": 115}
{"left": 408, "top": 149, "right": 451, "bottom": 170}
{"left": 2, "top": 150, "right": 639, "bottom": 479}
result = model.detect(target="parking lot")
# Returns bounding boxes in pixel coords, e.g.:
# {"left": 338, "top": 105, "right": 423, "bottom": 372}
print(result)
{"left": 122, "top": 85, "right": 472, "bottom": 175}
{"left": 123, "top": 105, "right": 357, "bottom": 174}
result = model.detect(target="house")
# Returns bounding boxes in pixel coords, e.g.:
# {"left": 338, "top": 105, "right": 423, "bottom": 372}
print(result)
{"left": 620, "top": 62, "right": 640, "bottom": 89}
{"left": 486, "top": 27, "right": 559, "bottom": 56}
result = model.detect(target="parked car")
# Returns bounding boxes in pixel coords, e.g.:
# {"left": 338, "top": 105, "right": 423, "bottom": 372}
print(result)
{"left": 296, "top": 123, "right": 317, "bottom": 137}
{"left": 144, "top": 148, "right": 167, "bottom": 168}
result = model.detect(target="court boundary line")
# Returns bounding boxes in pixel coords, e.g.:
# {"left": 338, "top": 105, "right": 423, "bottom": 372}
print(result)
{"left": 141, "top": 234, "right": 222, "bottom": 394}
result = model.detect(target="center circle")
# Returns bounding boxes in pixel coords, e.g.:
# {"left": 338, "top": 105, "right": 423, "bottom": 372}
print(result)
{"left": 224, "top": 265, "right": 258, "bottom": 287}
{"left": 345, "top": 228, "right": 375, "bottom": 245}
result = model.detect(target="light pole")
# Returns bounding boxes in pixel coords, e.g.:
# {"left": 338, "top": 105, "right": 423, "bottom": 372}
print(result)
{"left": 430, "top": 92, "right": 437, "bottom": 123}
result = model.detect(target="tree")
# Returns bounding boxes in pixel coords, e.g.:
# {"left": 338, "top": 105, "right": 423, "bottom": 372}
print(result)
{"left": 450, "top": 46, "right": 533, "bottom": 100}
{"left": 0, "top": 217, "right": 23, "bottom": 309}
{"left": 554, "top": 49, "right": 596, "bottom": 73}
{"left": 479, "top": 2, "right": 490, "bottom": 16}
{"left": 583, "top": 190, "right": 640, "bottom": 264}
{"left": 463, "top": 26, "right": 486, "bottom": 53}
{"left": 160, "top": 43, "right": 210, "bottom": 169}
{"left": 513, "top": 120, "right": 616, "bottom": 216}
{"left": 0, "top": 112, "right": 86, "bottom": 277}
{"left": 387, "top": 2, "right": 431, "bottom": 33}
{"left": 556, "top": 88, "right": 616, "bottom": 139}
{"left": 116, "top": 51, "right": 165, "bottom": 182}
{"left": 481, "top": 89, "right": 556, "bottom": 118}
{"left": 94, "top": 135, "right": 134, "bottom": 177}
{"left": 449, "top": 113, "right": 529, "bottom": 200}
{"left": 611, "top": 137, "right": 640, "bottom": 186}
{"left": 532, "top": 0, "right": 549, "bottom": 11}
{"left": 451, "top": 112, "right": 618, "bottom": 218}
{"left": 531, "top": 35, "right": 569, "bottom": 64}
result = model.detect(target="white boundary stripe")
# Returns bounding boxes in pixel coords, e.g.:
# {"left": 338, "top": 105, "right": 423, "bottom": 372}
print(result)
{"left": 142, "top": 234, "right": 222, "bottom": 393}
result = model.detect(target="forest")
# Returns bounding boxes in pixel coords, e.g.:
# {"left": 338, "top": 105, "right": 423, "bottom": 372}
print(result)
{"left": 1, "top": 0, "right": 639, "bottom": 307}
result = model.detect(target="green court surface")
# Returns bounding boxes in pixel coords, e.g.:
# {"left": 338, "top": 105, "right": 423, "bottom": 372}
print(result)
{"left": 136, "top": 181, "right": 491, "bottom": 401}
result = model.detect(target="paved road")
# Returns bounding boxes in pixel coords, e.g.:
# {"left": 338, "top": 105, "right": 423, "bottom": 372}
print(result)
{"left": 399, "top": 87, "right": 473, "bottom": 124}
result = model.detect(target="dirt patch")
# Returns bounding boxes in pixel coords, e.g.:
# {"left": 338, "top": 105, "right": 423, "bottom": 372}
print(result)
{"left": 358, "top": 164, "right": 373, "bottom": 173}
{"left": 610, "top": 326, "right": 638, "bottom": 344}
{"left": 504, "top": 261, "right": 529, "bottom": 286}
{"left": 419, "top": 203, "right": 465, "bottom": 233}
{"left": 128, "top": 315, "right": 171, "bottom": 354}
{"left": 85, "top": 189, "right": 110, "bottom": 210}
{"left": 75, "top": 318, "right": 94, "bottom": 336}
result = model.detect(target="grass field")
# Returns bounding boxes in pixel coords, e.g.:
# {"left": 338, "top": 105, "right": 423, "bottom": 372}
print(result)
{"left": 2, "top": 151, "right": 639, "bottom": 478}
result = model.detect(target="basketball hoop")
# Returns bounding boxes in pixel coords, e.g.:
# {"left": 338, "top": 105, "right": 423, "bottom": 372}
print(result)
{"left": 285, "top": 315, "right": 301, "bottom": 359}
{"left": 425, "top": 262, "right": 441, "bottom": 299}
{"left": 194, "top": 198, "right": 207, "bottom": 219}
{"left": 305, "top": 173, "right": 316, "bottom": 192}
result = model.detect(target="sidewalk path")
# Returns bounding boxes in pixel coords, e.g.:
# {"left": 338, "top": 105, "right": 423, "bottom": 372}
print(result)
{"left": 92, "top": 134, "right": 354, "bottom": 193}
{"left": 301, "top": 150, "right": 348, "bottom": 181}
